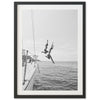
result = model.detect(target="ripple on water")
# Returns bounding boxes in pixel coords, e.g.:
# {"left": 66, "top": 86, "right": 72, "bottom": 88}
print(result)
{"left": 33, "top": 61, "right": 78, "bottom": 90}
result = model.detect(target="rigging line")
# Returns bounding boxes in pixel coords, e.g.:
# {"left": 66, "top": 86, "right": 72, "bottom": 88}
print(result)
{"left": 31, "top": 10, "right": 36, "bottom": 55}
{"left": 22, "top": 38, "right": 23, "bottom": 48}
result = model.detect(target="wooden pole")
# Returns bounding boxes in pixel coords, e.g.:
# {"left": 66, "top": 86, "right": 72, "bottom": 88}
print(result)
{"left": 23, "top": 50, "right": 28, "bottom": 85}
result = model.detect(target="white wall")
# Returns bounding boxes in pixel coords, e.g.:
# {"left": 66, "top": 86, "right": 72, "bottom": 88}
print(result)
{"left": 0, "top": 0, "right": 100, "bottom": 100}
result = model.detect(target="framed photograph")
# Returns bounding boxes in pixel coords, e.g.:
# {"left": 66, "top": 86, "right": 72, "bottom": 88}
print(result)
{"left": 14, "top": 2, "right": 86, "bottom": 98}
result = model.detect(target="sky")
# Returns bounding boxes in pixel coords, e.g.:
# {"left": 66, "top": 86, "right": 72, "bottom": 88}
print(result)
{"left": 22, "top": 9, "right": 78, "bottom": 61}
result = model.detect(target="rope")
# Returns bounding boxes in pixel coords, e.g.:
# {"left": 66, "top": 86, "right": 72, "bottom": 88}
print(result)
{"left": 31, "top": 10, "right": 36, "bottom": 55}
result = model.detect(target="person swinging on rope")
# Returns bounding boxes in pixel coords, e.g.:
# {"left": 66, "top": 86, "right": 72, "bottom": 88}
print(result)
{"left": 41, "top": 40, "right": 48, "bottom": 54}
{"left": 46, "top": 43, "right": 55, "bottom": 64}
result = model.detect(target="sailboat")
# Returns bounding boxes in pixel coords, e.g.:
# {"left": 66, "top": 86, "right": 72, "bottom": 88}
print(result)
{"left": 22, "top": 10, "right": 55, "bottom": 90}
{"left": 22, "top": 10, "right": 40, "bottom": 90}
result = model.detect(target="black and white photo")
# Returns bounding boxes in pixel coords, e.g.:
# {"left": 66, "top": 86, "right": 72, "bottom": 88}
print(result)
{"left": 14, "top": 2, "right": 86, "bottom": 98}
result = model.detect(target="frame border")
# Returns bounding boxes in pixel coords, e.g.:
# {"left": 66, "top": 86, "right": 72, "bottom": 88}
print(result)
{"left": 14, "top": 2, "right": 86, "bottom": 98}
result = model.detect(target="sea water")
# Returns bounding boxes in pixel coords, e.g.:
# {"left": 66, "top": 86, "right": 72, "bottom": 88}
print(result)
{"left": 33, "top": 61, "right": 77, "bottom": 90}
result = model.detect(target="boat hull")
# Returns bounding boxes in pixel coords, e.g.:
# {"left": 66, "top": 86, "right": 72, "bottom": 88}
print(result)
{"left": 23, "top": 63, "right": 39, "bottom": 90}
